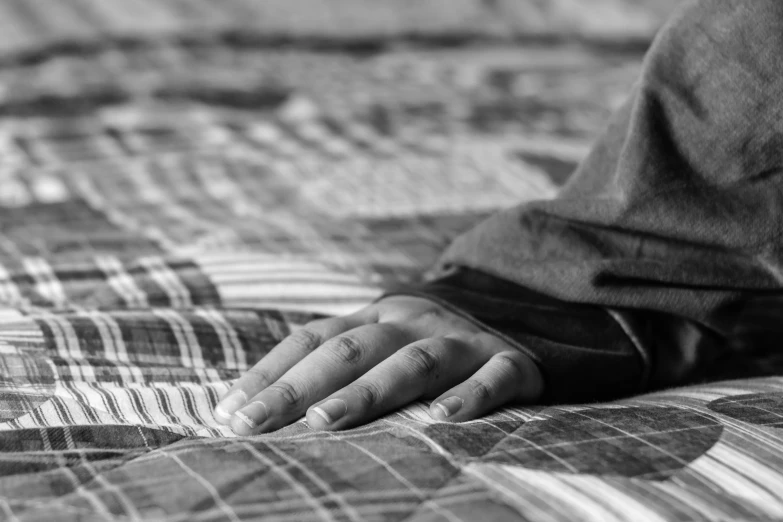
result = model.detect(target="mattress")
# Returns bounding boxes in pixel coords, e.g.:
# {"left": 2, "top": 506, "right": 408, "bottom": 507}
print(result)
{"left": 2, "top": 1, "right": 783, "bottom": 521}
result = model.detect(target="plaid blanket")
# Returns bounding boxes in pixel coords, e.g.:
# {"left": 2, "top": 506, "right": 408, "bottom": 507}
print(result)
{"left": 3, "top": 1, "right": 783, "bottom": 521}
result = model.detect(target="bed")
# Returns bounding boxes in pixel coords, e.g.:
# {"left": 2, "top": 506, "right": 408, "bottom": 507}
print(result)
{"left": 3, "top": 1, "right": 783, "bottom": 521}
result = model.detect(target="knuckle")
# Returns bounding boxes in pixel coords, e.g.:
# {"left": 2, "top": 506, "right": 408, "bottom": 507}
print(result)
{"left": 493, "top": 351, "right": 543, "bottom": 400}
{"left": 287, "top": 329, "right": 322, "bottom": 354}
{"left": 303, "top": 318, "right": 327, "bottom": 330}
{"left": 267, "top": 381, "right": 305, "bottom": 408}
{"left": 245, "top": 367, "right": 272, "bottom": 387}
{"left": 400, "top": 345, "right": 440, "bottom": 378}
{"left": 415, "top": 305, "right": 448, "bottom": 323}
{"left": 493, "top": 352, "right": 528, "bottom": 380}
{"left": 350, "top": 381, "right": 383, "bottom": 409}
{"left": 467, "top": 379, "right": 495, "bottom": 401}
{"left": 327, "top": 336, "right": 364, "bottom": 365}
{"left": 471, "top": 330, "right": 507, "bottom": 346}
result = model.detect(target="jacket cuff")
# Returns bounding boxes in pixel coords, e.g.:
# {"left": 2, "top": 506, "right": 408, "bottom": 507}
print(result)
{"left": 382, "top": 268, "right": 650, "bottom": 404}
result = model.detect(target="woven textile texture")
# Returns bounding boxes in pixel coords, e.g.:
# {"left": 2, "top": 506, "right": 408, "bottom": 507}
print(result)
{"left": 3, "top": 1, "right": 783, "bottom": 521}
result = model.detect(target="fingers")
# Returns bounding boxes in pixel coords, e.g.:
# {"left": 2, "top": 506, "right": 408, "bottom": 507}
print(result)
{"left": 305, "top": 335, "right": 491, "bottom": 431}
{"left": 229, "top": 322, "right": 415, "bottom": 435}
{"left": 214, "top": 310, "right": 374, "bottom": 424}
{"left": 216, "top": 293, "right": 545, "bottom": 436}
{"left": 428, "top": 350, "right": 543, "bottom": 423}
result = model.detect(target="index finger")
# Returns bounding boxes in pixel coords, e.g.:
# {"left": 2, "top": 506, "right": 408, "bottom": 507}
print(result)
{"left": 214, "top": 308, "right": 377, "bottom": 423}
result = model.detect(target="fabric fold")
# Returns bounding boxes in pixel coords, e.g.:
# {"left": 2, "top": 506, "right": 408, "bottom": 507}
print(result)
{"left": 386, "top": 0, "right": 783, "bottom": 402}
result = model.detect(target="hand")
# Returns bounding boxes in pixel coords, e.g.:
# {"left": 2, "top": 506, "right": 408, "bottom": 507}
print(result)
{"left": 214, "top": 295, "right": 544, "bottom": 435}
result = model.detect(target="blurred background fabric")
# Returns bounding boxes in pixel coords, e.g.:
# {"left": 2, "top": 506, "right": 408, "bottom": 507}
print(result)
{"left": 3, "top": 1, "right": 783, "bottom": 521}
{"left": 0, "top": 0, "right": 682, "bottom": 54}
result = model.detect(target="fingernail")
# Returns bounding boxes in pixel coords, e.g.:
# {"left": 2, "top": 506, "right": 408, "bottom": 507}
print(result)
{"left": 434, "top": 396, "right": 464, "bottom": 418}
{"left": 312, "top": 399, "right": 347, "bottom": 424}
{"left": 235, "top": 401, "right": 269, "bottom": 429}
{"left": 215, "top": 390, "right": 248, "bottom": 420}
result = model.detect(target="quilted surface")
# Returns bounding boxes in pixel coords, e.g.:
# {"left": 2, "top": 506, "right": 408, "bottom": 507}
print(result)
{"left": 3, "top": 1, "right": 783, "bottom": 521}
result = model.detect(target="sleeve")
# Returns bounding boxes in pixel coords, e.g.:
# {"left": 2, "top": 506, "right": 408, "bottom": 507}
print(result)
{"left": 384, "top": 0, "right": 783, "bottom": 403}
{"left": 384, "top": 267, "right": 728, "bottom": 404}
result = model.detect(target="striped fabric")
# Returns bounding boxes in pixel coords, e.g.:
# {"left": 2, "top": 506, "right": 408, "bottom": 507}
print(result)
{"left": 4, "top": 1, "right": 783, "bottom": 521}
{"left": 0, "top": 0, "right": 678, "bottom": 56}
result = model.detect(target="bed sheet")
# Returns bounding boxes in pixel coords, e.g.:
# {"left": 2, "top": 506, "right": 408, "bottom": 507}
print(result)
{"left": 3, "top": 1, "right": 783, "bottom": 521}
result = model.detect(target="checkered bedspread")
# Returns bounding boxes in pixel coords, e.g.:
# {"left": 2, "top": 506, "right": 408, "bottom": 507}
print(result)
{"left": 2, "top": 1, "right": 783, "bottom": 521}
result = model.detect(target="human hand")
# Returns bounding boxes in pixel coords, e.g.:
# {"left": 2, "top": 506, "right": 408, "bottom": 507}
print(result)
{"left": 215, "top": 295, "right": 544, "bottom": 435}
